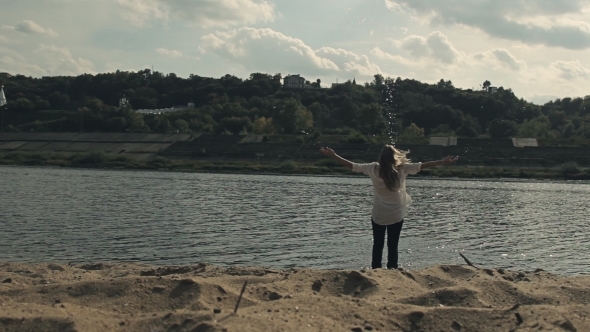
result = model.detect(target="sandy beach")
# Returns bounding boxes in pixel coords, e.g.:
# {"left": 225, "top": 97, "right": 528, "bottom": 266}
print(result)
{"left": 1, "top": 262, "right": 588, "bottom": 332}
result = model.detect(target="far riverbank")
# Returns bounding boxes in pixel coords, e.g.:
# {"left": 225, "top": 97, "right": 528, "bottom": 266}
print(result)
{"left": 1, "top": 150, "right": 590, "bottom": 180}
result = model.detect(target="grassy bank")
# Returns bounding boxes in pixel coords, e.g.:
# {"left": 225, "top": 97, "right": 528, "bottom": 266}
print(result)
{"left": 1, "top": 150, "right": 590, "bottom": 180}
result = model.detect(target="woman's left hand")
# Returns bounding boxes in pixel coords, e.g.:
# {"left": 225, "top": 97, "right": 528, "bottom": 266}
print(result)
{"left": 443, "top": 155, "right": 459, "bottom": 164}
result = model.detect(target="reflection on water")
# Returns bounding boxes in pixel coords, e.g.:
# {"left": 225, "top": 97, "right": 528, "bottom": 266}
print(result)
{"left": 1, "top": 166, "right": 589, "bottom": 275}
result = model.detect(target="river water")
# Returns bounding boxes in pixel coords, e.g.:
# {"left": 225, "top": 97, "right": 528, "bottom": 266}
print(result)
{"left": 1, "top": 166, "right": 589, "bottom": 275}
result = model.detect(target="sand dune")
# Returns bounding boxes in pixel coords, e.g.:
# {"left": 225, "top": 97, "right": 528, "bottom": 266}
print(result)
{"left": 1, "top": 262, "right": 588, "bottom": 331}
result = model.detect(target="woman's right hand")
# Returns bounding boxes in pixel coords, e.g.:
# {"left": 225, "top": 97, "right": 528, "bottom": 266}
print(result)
{"left": 319, "top": 147, "right": 336, "bottom": 157}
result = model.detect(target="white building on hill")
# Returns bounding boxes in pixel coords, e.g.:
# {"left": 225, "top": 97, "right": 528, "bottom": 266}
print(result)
{"left": 283, "top": 74, "right": 321, "bottom": 89}
{"left": 136, "top": 102, "right": 195, "bottom": 114}
{"left": 284, "top": 74, "right": 306, "bottom": 88}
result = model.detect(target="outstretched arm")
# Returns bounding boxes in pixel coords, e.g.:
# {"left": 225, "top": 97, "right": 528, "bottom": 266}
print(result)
{"left": 421, "top": 155, "right": 459, "bottom": 169}
{"left": 319, "top": 147, "right": 353, "bottom": 170}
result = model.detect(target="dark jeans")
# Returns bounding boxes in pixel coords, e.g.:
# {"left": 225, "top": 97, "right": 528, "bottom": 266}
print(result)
{"left": 371, "top": 219, "right": 404, "bottom": 269}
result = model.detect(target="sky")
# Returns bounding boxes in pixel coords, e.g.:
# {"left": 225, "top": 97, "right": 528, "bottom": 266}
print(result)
{"left": 1, "top": 0, "right": 590, "bottom": 104}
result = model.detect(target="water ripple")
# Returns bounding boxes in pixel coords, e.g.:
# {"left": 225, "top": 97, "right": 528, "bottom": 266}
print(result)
{"left": 1, "top": 166, "right": 589, "bottom": 275}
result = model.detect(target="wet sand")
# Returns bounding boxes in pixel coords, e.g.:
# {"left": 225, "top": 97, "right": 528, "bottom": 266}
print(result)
{"left": 1, "top": 262, "right": 588, "bottom": 331}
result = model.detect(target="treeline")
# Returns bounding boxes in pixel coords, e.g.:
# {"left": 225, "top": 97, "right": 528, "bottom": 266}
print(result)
{"left": 1, "top": 71, "right": 589, "bottom": 139}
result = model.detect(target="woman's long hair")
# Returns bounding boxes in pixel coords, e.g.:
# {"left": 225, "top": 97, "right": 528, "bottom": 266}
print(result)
{"left": 378, "top": 145, "right": 410, "bottom": 191}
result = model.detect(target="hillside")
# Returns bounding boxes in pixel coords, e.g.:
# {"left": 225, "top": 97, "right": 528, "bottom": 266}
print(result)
{"left": 1, "top": 71, "right": 589, "bottom": 141}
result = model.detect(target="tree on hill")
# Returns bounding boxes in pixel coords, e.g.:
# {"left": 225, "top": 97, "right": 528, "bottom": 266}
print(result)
{"left": 358, "top": 103, "right": 386, "bottom": 135}
{"left": 405, "top": 104, "right": 464, "bottom": 135}
{"left": 252, "top": 116, "right": 275, "bottom": 135}
{"left": 489, "top": 119, "right": 518, "bottom": 139}
{"left": 278, "top": 99, "right": 313, "bottom": 134}
{"left": 456, "top": 115, "right": 481, "bottom": 138}
{"left": 399, "top": 123, "right": 425, "bottom": 141}
{"left": 518, "top": 116, "right": 553, "bottom": 139}
{"left": 437, "top": 79, "right": 454, "bottom": 89}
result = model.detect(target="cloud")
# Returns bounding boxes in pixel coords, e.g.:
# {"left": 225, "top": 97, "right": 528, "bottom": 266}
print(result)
{"left": 376, "top": 32, "right": 527, "bottom": 73}
{"left": 200, "top": 27, "right": 383, "bottom": 79}
{"left": 398, "top": 35, "right": 429, "bottom": 58}
{"left": 0, "top": 46, "right": 48, "bottom": 76}
{"left": 395, "top": 31, "right": 462, "bottom": 64}
{"left": 1, "top": 44, "right": 95, "bottom": 76}
{"left": 549, "top": 60, "right": 590, "bottom": 79}
{"left": 156, "top": 48, "right": 183, "bottom": 58}
{"left": 384, "top": 0, "right": 403, "bottom": 12}
{"left": 201, "top": 27, "right": 338, "bottom": 71}
{"left": 315, "top": 47, "right": 383, "bottom": 77}
{"left": 386, "top": 0, "right": 590, "bottom": 49}
{"left": 201, "top": 34, "right": 225, "bottom": 49}
{"left": 371, "top": 47, "right": 417, "bottom": 67}
{"left": 472, "top": 49, "right": 527, "bottom": 71}
{"left": 16, "top": 20, "right": 59, "bottom": 37}
{"left": 117, "top": 0, "right": 168, "bottom": 27}
{"left": 374, "top": 31, "right": 589, "bottom": 103}
{"left": 1, "top": 20, "right": 58, "bottom": 37}
{"left": 156, "top": 47, "right": 199, "bottom": 60}
{"left": 118, "top": 0, "right": 276, "bottom": 28}
{"left": 518, "top": 60, "right": 590, "bottom": 102}
{"left": 35, "top": 45, "right": 95, "bottom": 75}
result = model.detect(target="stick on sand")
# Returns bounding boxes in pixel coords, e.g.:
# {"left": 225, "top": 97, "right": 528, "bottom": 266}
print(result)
{"left": 234, "top": 280, "right": 248, "bottom": 314}
{"left": 459, "top": 253, "right": 478, "bottom": 268}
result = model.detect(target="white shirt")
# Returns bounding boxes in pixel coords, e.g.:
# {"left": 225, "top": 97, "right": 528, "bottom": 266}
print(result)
{"left": 352, "top": 162, "right": 422, "bottom": 225}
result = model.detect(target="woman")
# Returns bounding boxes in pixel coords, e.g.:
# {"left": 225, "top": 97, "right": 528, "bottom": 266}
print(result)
{"left": 320, "top": 145, "right": 458, "bottom": 269}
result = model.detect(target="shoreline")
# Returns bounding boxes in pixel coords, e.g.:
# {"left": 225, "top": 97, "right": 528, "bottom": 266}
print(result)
{"left": 2, "top": 162, "right": 590, "bottom": 183}
{"left": 1, "top": 262, "right": 589, "bottom": 332}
